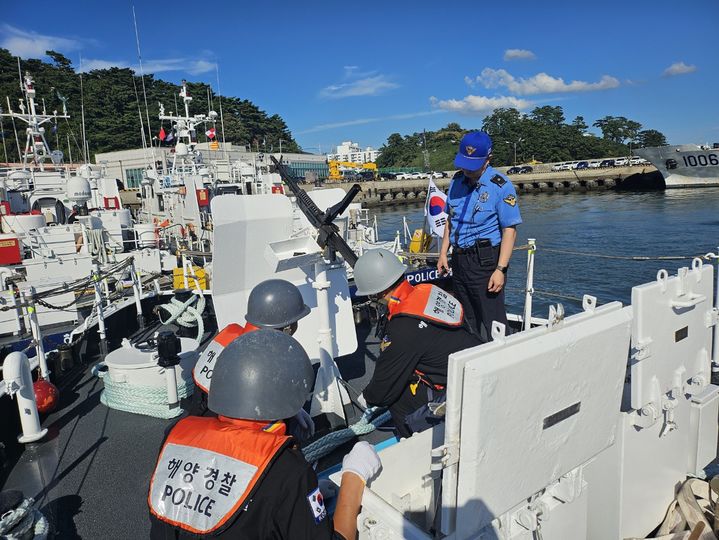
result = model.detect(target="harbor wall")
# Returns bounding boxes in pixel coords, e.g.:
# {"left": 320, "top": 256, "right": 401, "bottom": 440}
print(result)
{"left": 307, "top": 166, "right": 659, "bottom": 207}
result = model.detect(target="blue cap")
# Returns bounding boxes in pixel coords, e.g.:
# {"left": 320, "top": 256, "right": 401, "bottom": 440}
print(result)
{"left": 454, "top": 131, "right": 493, "bottom": 171}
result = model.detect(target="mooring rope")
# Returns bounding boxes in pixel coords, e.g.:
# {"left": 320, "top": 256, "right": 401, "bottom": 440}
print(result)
{"left": 302, "top": 407, "right": 392, "bottom": 463}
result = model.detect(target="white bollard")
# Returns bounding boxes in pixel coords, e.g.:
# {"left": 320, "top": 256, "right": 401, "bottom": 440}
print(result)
{"left": 3, "top": 351, "right": 48, "bottom": 443}
{"left": 165, "top": 365, "right": 179, "bottom": 411}
{"left": 25, "top": 288, "right": 50, "bottom": 380}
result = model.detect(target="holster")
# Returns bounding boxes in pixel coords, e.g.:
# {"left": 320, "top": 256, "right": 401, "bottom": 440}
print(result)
{"left": 476, "top": 239, "right": 494, "bottom": 267}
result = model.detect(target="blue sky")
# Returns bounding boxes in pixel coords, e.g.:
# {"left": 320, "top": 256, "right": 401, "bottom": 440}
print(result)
{"left": 2, "top": 1, "right": 717, "bottom": 153}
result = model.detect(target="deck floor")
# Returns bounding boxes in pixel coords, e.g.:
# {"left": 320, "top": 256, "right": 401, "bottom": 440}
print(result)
{"left": 1, "top": 319, "right": 382, "bottom": 538}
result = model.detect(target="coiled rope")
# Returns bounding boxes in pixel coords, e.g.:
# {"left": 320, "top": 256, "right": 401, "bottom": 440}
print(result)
{"left": 302, "top": 407, "right": 392, "bottom": 463}
{"left": 0, "top": 497, "right": 49, "bottom": 540}
{"left": 94, "top": 362, "right": 194, "bottom": 419}
{"left": 156, "top": 294, "right": 206, "bottom": 341}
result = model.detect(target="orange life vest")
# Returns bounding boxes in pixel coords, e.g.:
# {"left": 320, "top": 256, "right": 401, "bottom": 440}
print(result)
{"left": 387, "top": 280, "right": 463, "bottom": 327}
{"left": 148, "top": 416, "right": 291, "bottom": 535}
{"left": 192, "top": 323, "right": 258, "bottom": 393}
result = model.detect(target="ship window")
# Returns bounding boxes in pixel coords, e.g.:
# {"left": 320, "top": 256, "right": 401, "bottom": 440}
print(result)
{"left": 125, "top": 168, "right": 144, "bottom": 188}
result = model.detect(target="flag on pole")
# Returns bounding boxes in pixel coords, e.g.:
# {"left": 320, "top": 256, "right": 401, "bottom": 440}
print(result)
{"left": 205, "top": 127, "right": 216, "bottom": 140}
{"left": 165, "top": 130, "right": 175, "bottom": 143}
{"left": 424, "top": 178, "right": 448, "bottom": 238}
{"left": 159, "top": 127, "right": 166, "bottom": 141}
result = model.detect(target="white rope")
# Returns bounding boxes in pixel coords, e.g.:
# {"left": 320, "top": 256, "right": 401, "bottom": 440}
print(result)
{"left": 156, "top": 294, "right": 206, "bottom": 341}
{"left": 86, "top": 228, "right": 109, "bottom": 264}
{"left": 629, "top": 478, "right": 717, "bottom": 540}
{"left": 0, "top": 498, "right": 49, "bottom": 539}
{"left": 95, "top": 363, "right": 194, "bottom": 419}
{"left": 302, "top": 407, "right": 391, "bottom": 463}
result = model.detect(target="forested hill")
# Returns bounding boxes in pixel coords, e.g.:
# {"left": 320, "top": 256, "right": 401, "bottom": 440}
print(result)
{"left": 376, "top": 108, "right": 668, "bottom": 171}
{"left": 0, "top": 49, "right": 300, "bottom": 163}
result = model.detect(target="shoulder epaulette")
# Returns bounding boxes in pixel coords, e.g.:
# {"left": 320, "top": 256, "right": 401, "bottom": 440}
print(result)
{"left": 490, "top": 174, "right": 506, "bottom": 187}
{"left": 452, "top": 170, "right": 463, "bottom": 179}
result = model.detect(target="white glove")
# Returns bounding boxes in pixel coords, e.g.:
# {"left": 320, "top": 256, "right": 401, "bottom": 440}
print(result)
{"left": 341, "top": 441, "right": 381, "bottom": 484}
{"left": 288, "top": 409, "right": 315, "bottom": 442}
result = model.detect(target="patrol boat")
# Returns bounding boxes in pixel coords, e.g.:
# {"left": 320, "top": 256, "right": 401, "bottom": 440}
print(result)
{"left": 635, "top": 144, "right": 719, "bottom": 187}
{"left": 1, "top": 156, "right": 719, "bottom": 539}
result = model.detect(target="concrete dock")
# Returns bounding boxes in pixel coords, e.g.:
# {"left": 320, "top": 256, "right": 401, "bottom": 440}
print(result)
{"left": 314, "top": 165, "right": 659, "bottom": 207}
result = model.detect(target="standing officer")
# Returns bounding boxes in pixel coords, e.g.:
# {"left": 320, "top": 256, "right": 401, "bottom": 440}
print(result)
{"left": 189, "top": 279, "right": 312, "bottom": 439}
{"left": 149, "top": 330, "right": 381, "bottom": 539}
{"left": 437, "top": 131, "right": 522, "bottom": 339}
{"left": 355, "top": 249, "right": 482, "bottom": 437}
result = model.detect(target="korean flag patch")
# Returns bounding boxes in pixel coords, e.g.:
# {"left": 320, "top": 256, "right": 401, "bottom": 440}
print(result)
{"left": 307, "top": 487, "right": 327, "bottom": 523}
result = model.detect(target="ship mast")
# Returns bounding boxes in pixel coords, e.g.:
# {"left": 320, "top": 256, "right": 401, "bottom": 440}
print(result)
{"left": 0, "top": 72, "right": 69, "bottom": 171}
{"left": 158, "top": 80, "right": 217, "bottom": 177}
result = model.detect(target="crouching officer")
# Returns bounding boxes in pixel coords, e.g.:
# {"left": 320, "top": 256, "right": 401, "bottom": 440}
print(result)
{"left": 190, "top": 279, "right": 311, "bottom": 419}
{"left": 355, "top": 249, "right": 482, "bottom": 438}
{"left": 149, "top": 330, "right": 382, "bottom": 539}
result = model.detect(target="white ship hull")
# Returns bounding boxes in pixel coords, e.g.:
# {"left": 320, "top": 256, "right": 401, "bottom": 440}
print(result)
{"left": 635, "top": 144, "right": 719, "bottom": 188}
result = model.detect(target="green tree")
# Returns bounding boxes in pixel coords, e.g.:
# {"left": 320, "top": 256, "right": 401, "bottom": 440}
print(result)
{"left": 593, "top": 116, "right": 643, "bottom": 144}
{"left": 636, "top": 129, "right": 667, "bottom": 148}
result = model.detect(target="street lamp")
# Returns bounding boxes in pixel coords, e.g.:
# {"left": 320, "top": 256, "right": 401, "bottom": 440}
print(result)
{"left": 505, "top": 137, "right": 524, "bottom": 166}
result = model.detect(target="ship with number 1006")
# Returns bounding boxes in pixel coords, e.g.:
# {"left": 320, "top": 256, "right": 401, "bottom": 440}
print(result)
{"left": 636, "top": 143, "right": 719, "bottom": 187}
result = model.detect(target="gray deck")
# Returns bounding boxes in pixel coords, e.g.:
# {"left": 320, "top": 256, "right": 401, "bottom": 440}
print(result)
{"left": 1, "top": 319, "right": 381, "bottom": 539}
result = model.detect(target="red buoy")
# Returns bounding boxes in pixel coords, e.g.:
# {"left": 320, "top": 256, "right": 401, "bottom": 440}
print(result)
{"left": 33, "top": 379, "right": 59, "bottom": 414}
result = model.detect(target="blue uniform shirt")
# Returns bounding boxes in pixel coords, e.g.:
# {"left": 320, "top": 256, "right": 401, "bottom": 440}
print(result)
{"left": 445, "top": 166, "right": 522, "bottom": 248}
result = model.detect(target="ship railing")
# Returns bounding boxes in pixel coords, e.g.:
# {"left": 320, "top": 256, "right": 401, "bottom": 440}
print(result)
{"left": 0, "top": 257, "right": 148, "bottom": 399}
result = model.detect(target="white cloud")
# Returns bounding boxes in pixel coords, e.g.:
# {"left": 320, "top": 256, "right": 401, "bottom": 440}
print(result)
{"left": 474, "top": 68, "right": 620, "bottom": 95}
{"left": 504, "top": 48, "right": 536, "bottom": 61}
{"left": 430, "top": 94, "right": 533, "bottom": 116}
{"left": 663, "top": 61, "right": 696, "bottom": 77}
{"left": 78, "top": 57, "right": 216, "bottom": 75}
{"left": 320, "top": 67, "right": 399, "bottom": 99}
{"left": 298, "top": 110, "right": 444, "bottom": 134}
{"left": 0, "top": 24, "right": 83, "bottom": 58}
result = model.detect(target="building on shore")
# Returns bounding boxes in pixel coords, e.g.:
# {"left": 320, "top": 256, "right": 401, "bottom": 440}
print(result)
{"left": 94, "top": 142, "right": 329, "bottom": 186}
{"left": 327, "top": 141, "right": 380, "bottom": 164}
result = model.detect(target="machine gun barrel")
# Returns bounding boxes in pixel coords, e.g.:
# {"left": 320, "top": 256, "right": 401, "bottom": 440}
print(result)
{"left": 271, "top": 155, "right": 359, "bottom": 267}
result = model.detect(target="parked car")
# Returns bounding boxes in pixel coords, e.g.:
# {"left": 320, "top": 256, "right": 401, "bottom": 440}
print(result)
{"left": 431, "top": 171, "right": 444, "bottom": 179}
{"left": 575, "top": 161, "right": 589, "bottom": 170}
{"left": 410, "top": 172, "right": 423, "bottom": 179}
{"left": 600, "top": 159, "right": 615, "bottom": 168}
{"left": 559, "top": 162, "right": 574, "bottom": 171}
{"left": 588, "top": 161, "right": 601, "bottom": 168}
{"left": 507, "top": 167, "right": 521, "bottom": 175}
{"left": 614, "top": 157, "right": 629, "bottom": 167}
{"left": 519, "top": 165, "right": 533, "bottom": 174}
{"left": 381, "top": 173, "right": 397, "bottom": 180}
{"left": 396, "top": 173, "right": 410, "bottom": 180}
{"left": 629, "top": 157, "right": 647, "bottom": 166}
{"left": 551, "top": 162, "right": 565, "bottom": 172}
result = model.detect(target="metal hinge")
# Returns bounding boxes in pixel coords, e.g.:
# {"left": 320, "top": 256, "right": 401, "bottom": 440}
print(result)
{"left": 705, "top": 308, "right": 719, "bottom": 328}
{"left": 431, "top": 442, "right": 459, "bottom": 471}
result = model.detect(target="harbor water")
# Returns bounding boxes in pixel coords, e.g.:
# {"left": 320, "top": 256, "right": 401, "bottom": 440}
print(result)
{"left": 373, "top": 188, "right": 719, "bottom": 317}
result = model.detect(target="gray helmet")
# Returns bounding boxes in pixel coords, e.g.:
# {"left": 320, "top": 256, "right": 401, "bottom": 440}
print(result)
{"left": 245, "top": 279, "right": 310, "bottom": 329}
{"left": 353, "top": 249, "right": 407, "bottom": 296}
{"left": 208, "top": 329, "right": 314, "bottom": 420}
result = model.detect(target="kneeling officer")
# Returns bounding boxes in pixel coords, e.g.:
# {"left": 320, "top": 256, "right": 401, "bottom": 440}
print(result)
{"left": 149, "top": 329, "right": 381, "bottom": 539}
{"left": 355, "top": 249, "right": 482, "bottom": 438}
{"left": 190, "top": 278, "right": 310, "bottom": 417}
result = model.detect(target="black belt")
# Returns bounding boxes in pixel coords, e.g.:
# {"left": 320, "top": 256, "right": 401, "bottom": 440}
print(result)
{"left": 453, "top": 239, "right": 492, "bottom": 254}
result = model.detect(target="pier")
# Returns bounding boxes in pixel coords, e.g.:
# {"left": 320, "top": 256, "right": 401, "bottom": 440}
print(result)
{"left": 312, "top": 165, "right": 659, "bottom": 207}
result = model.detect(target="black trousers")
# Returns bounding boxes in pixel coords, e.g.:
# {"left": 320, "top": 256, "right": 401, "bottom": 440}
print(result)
{"left": 451, "top": 245, "right": 508, "bottom": 340}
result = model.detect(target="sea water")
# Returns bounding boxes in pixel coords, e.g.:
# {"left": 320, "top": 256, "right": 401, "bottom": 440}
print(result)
{"left": 373, "top": 188, "right": 719, "bottom": 316}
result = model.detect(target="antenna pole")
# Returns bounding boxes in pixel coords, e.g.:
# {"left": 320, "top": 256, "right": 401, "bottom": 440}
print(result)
{"left": 78, "top": 56, "right": 89, "bottom": 164}
{"left": 215, "top": 63, "right": 227, "bottom": 159}
{"left": 132, "top": 5, "right": 157, "bottom": 170}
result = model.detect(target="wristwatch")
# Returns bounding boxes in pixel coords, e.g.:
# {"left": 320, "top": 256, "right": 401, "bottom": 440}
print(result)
{"left": 496, "top": 264, "right": 509, "bottom": 274}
